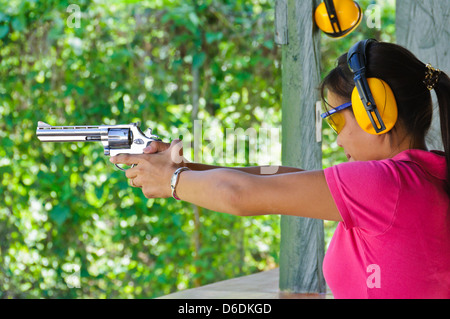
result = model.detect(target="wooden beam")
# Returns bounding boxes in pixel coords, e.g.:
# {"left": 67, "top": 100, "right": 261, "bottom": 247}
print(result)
{"left": 396, "top": 0, "right": 450, "bottom": 150}
{"left": 159, "top": 268, "right": 334, "bottom": 299}
{"left": 276, "top": 0, "right": 326, "bottom": 294}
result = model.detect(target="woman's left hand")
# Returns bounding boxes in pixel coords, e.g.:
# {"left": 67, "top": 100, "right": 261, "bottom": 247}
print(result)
{"left": 110, "top": 140, "right": 184, "bottom": 198}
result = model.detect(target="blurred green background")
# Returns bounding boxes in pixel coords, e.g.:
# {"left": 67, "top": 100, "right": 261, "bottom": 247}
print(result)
{"left": 0, "top": 0, "right": 394, "bottom": 298}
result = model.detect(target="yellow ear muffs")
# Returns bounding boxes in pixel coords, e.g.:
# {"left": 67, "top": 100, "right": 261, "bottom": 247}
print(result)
{"left": 315, "top": 0, "right": 363, "bottom": 39}
{"left": 351, "top": 78, "right": 398, "bottom": 135}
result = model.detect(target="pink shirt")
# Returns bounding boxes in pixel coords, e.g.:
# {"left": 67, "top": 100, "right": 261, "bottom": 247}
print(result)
{"left": 323, "top": 149, "right": 450, "bottom": 299}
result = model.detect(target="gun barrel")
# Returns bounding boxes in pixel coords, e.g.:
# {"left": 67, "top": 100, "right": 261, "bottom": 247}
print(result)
{"left": 36, "top": 122, "right": 109, "bottom": 142}
{"left": 36, "top": 121, "right": 160, "bottom": 166}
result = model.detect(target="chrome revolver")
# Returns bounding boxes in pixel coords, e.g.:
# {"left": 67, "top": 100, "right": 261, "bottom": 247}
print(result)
{"left": 36, "top": 121, "right": 162, "bottom": 171}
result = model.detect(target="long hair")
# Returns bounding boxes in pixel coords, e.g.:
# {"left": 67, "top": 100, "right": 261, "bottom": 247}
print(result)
{"left": 319, "top": 41, "right": 450, "bottom": 195}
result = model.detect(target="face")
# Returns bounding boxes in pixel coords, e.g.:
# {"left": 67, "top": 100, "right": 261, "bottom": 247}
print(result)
{"left": 327, "top": 91, "right": 393, "bottom": 162}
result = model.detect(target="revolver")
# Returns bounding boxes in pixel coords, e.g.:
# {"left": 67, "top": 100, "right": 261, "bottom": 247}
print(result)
{"left": 36, "top": 121, "right": 162, "bottom": 171}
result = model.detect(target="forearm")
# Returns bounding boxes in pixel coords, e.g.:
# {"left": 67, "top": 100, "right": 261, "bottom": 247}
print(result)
{"left": 185, "top": 162, "right": 303, "bottom": 175}
{"left": 175, "top": 168, "right": 251, "bottom": 216}
{"left": 174, "top": 168, "right": 342, "bottom": 221}
{"left": 112, "top": 146, "right": 339, "bottom": 221}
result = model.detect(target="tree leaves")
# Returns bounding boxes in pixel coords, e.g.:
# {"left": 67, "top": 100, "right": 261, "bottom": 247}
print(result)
{"left": 49, "top": 205, "right": 71, "bottom": 226}
{"left": 0, "top": 24, "right": 9, "bottom": 38}
{"left": 0, "top": 0, "right": 283, "bottom": 298}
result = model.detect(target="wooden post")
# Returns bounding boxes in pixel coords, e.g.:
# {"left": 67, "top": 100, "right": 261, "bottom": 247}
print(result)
{"left": 275, "top": 0, "right": 326, "bottom": 294}
{"left": 396, "top": 0, "right": 450, "bottom": 150}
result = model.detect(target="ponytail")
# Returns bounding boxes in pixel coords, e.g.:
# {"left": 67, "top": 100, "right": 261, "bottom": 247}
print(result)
{"left": 434, "top": 71, "right": 450, "bottom": 195}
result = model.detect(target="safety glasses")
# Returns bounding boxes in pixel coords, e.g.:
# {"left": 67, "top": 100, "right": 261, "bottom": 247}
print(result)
{"left": 320, "top": 102, "right": 352, "bottom": 134}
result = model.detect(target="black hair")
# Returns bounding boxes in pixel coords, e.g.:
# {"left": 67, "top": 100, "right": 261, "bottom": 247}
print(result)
{"left": 319, "top": 41, "right": 450, "bottom": 195}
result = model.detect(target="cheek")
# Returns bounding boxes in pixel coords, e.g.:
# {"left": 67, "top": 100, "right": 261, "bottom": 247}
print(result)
{"left": 339, "top": 118, "right": 380, "bottom": 160}
{"left": 351, "top": 134, "right": 382, "bottom": 160}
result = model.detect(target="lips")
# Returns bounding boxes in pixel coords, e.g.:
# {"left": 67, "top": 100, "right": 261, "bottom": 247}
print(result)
{"left": 346, "top": 153, "right": 351, "bottom": 160}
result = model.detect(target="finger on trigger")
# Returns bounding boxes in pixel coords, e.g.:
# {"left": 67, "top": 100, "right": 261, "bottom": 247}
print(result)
{"left": 110, "top": 154, "right": 128, "bottom": 164}
{"left": 110, "top": 154, "right": 141, "bottom": 166}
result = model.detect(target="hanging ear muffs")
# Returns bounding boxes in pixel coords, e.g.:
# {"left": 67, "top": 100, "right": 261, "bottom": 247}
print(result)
{"left": 314, "top": 0, "right": 363, "bottom": 38}
{"left": 347, "top": 39, "right": 398, "bottom": 135}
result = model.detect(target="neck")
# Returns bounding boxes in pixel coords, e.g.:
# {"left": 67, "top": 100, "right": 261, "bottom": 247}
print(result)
{"left": 386, "top": 130, "right": 427, "bottom": 159}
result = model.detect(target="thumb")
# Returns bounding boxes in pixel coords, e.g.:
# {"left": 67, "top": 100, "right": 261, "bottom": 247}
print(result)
{"left": 143, "top": 141, "right": 170, "bottom": 154}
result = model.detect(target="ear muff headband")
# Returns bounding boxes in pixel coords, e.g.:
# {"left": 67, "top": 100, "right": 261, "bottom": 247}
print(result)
{"left": 324, "top": 0, "right": 342, "bottom": 34}
{"left": 347, "top": 39, "right": 398, "bottom": 135}
{"left": 315, "top": 0, "right": 363, "bottom": 38}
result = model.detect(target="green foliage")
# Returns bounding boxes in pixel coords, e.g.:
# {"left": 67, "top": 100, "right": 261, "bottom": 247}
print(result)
{"left": 0, "top": 0, "right": 281, "bottom": 298}
{"left": 0, "top": 0, "right": 395, "bottom": 298}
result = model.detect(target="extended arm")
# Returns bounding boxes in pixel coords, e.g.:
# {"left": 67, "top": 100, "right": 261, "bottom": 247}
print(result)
{"left": 111, "top": 141, "right": 341, "bottom": 222}
{"left": 175, "top": 168, "right": 342, "bottom": 221}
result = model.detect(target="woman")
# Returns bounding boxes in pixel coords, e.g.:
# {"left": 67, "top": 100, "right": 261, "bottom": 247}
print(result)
{"left": 110, "top": 40, "right": 450, "bottom": 298}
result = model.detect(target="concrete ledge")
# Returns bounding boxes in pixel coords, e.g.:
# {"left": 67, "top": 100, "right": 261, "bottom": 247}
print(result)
{"left": 159, "top": 268, "right": 333, "bottom": 299}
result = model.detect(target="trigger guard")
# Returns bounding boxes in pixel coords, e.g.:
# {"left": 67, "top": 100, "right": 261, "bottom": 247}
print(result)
{"left": 115, "top": 163, "right": 137, "bottom": 171}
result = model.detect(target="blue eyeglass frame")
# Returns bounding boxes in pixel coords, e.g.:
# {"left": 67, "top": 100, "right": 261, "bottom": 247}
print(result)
{"left": 320, "top": 102, "right": 352, "bottom": 119}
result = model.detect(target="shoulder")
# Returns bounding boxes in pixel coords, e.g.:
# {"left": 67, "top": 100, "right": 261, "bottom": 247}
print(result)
{"left": 390, "top": 149, "right": 447, "bottom": 181}
{"left": 324, "top": 157, "right": 400, "bottom": 193}
{"left": 324, "top": 157, "right": 401, "bottom": 233}
{"left": 324, "top": 148, "right": 446, "bottom": 188}
{"left": 323, "top": 149, "right": 447, "bottom": 233}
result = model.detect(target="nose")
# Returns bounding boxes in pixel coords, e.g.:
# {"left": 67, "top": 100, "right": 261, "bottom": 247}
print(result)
{"left": 336, "top": 134, "right": 343, "bottom": 148}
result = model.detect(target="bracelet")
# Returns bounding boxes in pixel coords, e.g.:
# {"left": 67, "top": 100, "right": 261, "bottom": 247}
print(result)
{"left": 170, "top": 167, "right": 190, "bottom": 200}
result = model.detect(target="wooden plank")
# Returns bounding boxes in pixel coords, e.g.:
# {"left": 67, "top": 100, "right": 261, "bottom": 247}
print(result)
{"left": 396, "top": 0, "right": 450, "bottom": 150}
{"left": 274, "top": 0, "right": 288, "bottom": 45}
{"left": 158, "top": 268, "right": 333, "bottom": 299}
{"left": 278, "top": 0, "right": 326, "bottom": 294}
